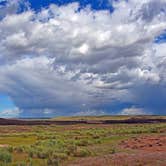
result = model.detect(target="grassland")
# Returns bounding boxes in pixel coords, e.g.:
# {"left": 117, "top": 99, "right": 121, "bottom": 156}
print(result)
{"left": 53, "top": 115, "right": 166, "bottom": 121}
{"left": 0, "top": 116, "right": 165, "bottom": 166}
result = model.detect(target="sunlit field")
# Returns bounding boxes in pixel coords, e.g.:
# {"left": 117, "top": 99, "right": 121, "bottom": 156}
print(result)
{"left": 0, "top": 116, "right": 165, "bottom": 166}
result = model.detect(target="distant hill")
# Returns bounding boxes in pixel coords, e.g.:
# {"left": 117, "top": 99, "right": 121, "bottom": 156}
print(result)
{"left": 0, "top": 116, "right": 166, "bottom": 125}
{"left": 52, "top": 115, "right": 166, "bottom": 121}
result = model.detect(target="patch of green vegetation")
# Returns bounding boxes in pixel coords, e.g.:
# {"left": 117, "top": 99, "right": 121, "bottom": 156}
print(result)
{"left": 0, "top": 149, "right": 12, "bottom": 163}
{"left": 0, "top": 135, "right": 37, "bottom": 146}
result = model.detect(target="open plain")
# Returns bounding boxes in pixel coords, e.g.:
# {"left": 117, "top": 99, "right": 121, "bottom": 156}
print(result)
{"left": 0, "top": 116, "right": 165, "bottom": 166}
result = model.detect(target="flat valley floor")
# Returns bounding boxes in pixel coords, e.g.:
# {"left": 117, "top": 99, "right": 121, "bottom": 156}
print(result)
{"left": 0, "top": 116, "right": 165, "bottom": 166}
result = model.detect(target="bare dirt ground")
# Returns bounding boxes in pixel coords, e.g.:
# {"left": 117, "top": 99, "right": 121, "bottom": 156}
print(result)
{"left": 67, "top": 135, "right": 166, "bottom": 166}
{"left": 0, "top": 144, "right": 8, "bottom": 147}
{"left": 0, "top": 125, "right": 33, "bottom": 133}
{"left": 120, "top": 135, "right": 166, "bottom": 152}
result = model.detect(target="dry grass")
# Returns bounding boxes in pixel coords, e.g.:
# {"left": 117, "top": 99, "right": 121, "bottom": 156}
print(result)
{"left": 0, "top": 116, "right": 165, "bottom": 165}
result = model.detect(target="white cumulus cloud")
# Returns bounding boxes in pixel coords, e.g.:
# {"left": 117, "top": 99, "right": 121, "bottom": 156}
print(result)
{"left": 0, "top": 0, "right": 166, "bottom": 116}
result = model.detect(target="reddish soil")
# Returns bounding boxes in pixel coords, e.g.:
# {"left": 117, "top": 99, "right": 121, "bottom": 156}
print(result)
{"left": 67, "top": 135, "right": 166, "bottom": 166}
{"left": 0, "top": 125, "right": 33, "bottom": 133}
{"left": 120, "top": 135, "right": 166, "bottom": 152}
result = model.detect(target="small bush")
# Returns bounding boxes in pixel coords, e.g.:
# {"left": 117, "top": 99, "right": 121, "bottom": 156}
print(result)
{"left": 66, "top": 144, "right": 77, "bottom": 155}
{"left": 149, "top": 128, "right": 158, "bottom": 133}
{"left": 6, "top": 146, "right": 13, "bottom": 153}
{"left": 74, "top": 148, "right": 91, "bottom": 157}
{"left": 47, "top": 158, "right": 59, "bottom": 166}
{"left": 92, "top": 135, "right": 100, "bottom": 139}
{"left": 36, "top": 151, "right": 49, "bottom": 159}
{"left": 17, "top": 161, "right": 27, "bottom": 166}
{"left": 28, "top": 148, "right": 37, "bottom": 158}
{"left": 110, "top": 148, "right": 116, "bottom": 154}
{"left": 14, "top": 146, "right": 24, "bottom": 153}
{"left": 76, "top": 140, "right": 89, "bottom": 146}
{"left": 0, "top": 149, "right": 12, "bottom": 163}
{"left": 51, "top": 152, "right": 68, "bottom": 160}
{"left": 47, "top": 153, "right": 67, "bottom": 166}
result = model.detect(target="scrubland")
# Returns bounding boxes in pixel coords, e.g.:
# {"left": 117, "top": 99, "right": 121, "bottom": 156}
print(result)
{"left": 0, "top": 116, "right": 165, "bottom": 166}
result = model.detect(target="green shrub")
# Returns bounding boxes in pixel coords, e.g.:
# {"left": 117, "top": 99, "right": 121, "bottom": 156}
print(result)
{"left": 36, "top": 150, "right": 49, "bottom": 159}
{"left": 51, "top": 152, "right": 68, "bottom": 161}
{"left": 28, "top": 148, "right": 37, "bottom": 158}
{"left": 47, "top": 153, "right": 67, "bottom": 166}
{"left": 0, "top": 149, "right": 12, "bottom": 163}
{"left": 92, "top": 135, "right": 100, "bottom": 139}
{"left": 110, "top": 148, "right": 116, "bottom": 154}
{"left": 6, "top": 146, "right": 13, "bottom": 153}
{"left": 74, "top": 148, "right": 91, "bottom": 157}
{"left": 76, "top": 140, "right": 89, "bottom": 146}
{"left": 66, "top": 144, "right": 77, "bottom": 155}
{"left": 14, "top": 146, "right": 24, "bottom": 153}
{"left": 94, "top": 139, "right": 102, "bottom": 144}
{"left": 17, "top": 161, "right": 27, "bottom": 166}
{"left": 149, "top": 128, "right": 158, "bottom": 133}
{"left": 47, "top": 158, "right": 59, "bottom": 166}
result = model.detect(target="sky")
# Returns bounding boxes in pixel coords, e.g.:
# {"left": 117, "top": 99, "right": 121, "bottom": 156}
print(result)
{"left": 0, "top": 0, "right": 166, "bottom": 118}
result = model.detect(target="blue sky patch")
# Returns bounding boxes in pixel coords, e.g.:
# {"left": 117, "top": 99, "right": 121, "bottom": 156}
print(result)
{"left": 0, "top": 94, "right": 16, "bottom": 111}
